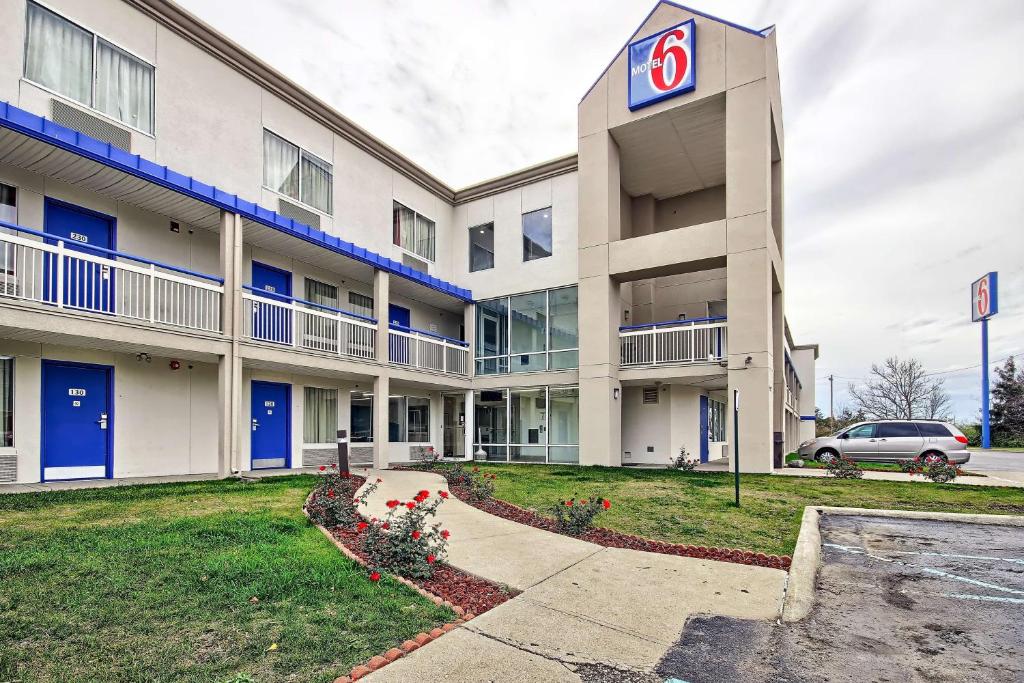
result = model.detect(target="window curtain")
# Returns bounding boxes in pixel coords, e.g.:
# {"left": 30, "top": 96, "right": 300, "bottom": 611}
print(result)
{"left": 25, "top": 3, "right": 93, "bottom": 105}
{"left": 0, "top": 358, "right": 14, "bottom": 447}
{"left": 305, "top": 279, "right": 338, "bottom": 308}
{"left": 300, "top": 152, "right": 332, "bottom": 214}
{"left": 392, "top": 202, "right": 415, "bottom": 251}
{"left": 415, "top": 215, "right": 435, "bottom": 261}
{"left": 95, "top": 40, "right": 153, "bottom": 133}
{"left": 348, "top": 292, "right": 373, "bottom": 318}
{"left": 303, "top": 387, "right": 337, "bottom": 443}
{"left": 263, "top": 131, "right": 299, "bottom": 199}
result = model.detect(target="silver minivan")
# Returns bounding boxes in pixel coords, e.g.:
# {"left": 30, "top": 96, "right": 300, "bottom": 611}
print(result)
{"left": 797, "top": 420, "right": 971, "bottom": 465}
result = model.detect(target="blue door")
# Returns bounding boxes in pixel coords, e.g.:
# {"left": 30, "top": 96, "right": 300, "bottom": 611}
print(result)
{"left": 251, "top": 262, "right": 292, "bottom": 344}
{"left": 44, "top": 199, "right": 116, "bottom": 313}
{"left": 388, "top": 304, "right": 411, "bottom": 364}
{"left": 42, "top": 361, "right": 112, "bottom": 481}
{"left": 699, "top": 395, "right": 709, "bottom": 463}
{"left": 251, "top": 380, "right": 290, "bottom": 469}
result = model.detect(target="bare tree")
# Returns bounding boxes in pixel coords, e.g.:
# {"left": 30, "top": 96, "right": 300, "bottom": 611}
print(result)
{"left": 848, "top": 357, "right": 951, "bottom": 420}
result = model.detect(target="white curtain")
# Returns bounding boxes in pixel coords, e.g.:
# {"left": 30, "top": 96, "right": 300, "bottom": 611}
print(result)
{"left": 25, "top": 3, "right": 93, "bottom": 106}
{"left": 415, "top": 215, "right": 435, "bottom": 261}
{"left": 303, "top": 387, "right": 337, "bottom": 443}
{"left": 263, "top": 131, "right": 299, "bottom": 199}
{"left": 95, "top": 40, "right": 153, "bottom": 133}
{"left": 392, "top": 203, "right": 415, "bottom": 252}
{"left": 300, "top": 152, "right": 333, "bottom": 214}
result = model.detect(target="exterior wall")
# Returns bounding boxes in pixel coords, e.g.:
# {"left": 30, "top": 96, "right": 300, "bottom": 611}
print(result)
{"left": 621, "top": 384, "right": 721, "bottom": 465}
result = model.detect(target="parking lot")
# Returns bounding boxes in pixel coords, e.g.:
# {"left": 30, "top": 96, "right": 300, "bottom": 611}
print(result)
{"left": 657, "top": 514, "right": 1024, "bottom": 682}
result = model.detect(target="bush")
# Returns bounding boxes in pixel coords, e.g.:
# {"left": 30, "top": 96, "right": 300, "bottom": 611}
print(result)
{"left": 551, "top": 496, "right": 611, "bottom": 535}
{"left": 466, "top": 467, "right": 496, "bottom": 502}
{"left": 417, "top": 446, "right": 442, "bottom": 469}
{"left": 824, "top": 456, "right": 864, "bottom": 479}
{"left": 306, "top": 465, "right": 378, "bottom": 528}
{"left": 669, "top": 445, "right": 698, "bottom": 471}
{"left": 363, "top": 489, "right": 450, "bottom": 579}
{"left": 956, "top": 423, "right": 981, "bottom": 448}
{"left": 445, "top": 462, "right": 473, "bottom": 487}
{"left": 900, "top": 455, "right": 963, "bottom": 483}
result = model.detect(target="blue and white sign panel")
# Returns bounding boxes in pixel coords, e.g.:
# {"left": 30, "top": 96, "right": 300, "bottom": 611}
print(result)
{"left": 627, "top": 19, "right": 696, "bottom": 111}
{"left": 971, "top": 272, "right": 998, "bottom": 321}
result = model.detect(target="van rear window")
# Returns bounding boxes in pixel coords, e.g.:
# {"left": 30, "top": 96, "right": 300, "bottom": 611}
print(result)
{"left": 917, "top": 423, "right": 952, "bottom": 437}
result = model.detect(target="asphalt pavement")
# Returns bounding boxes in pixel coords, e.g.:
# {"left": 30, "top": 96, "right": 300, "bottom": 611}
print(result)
{"left": 966, "top": 449, "right": 1024, "bottom": 472}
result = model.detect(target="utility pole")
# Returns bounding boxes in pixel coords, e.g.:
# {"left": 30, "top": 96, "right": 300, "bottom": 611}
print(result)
{"left": 828, "top": 374, "right": 834, "bottom": 422}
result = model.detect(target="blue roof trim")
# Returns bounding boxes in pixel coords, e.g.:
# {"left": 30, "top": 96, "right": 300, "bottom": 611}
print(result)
{"left": 0, "top": 101, "right": 473, "bottom": 303}
{"left": 799, "top": 415, "right": 816, "bottom": 422}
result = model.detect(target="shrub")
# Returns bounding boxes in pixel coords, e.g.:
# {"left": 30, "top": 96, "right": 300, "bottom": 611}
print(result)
{"left": 551, "top": 496, "right": 611, "bottom": 535}
{"left": 824, "top": 456, "right": 864, "bottom": 479}
{"left": 466, "top": 469, "right": 497, "bottom": 502}
{"left": 306, "top": 465, "right": 378, "bottom": 528}
{"left": 418, "top": 446, "right": 442, "bottom": 469}
{"left": 669, "top": 445, "right": 698, "bottom": 471}
{"left": 445, "top": 462, "right": 473, "bottom": 487}
{"left": 363, "top": 489, "right": 450, "bottom": 579}
{"left": 900, "top": 455, "right": 963, "bottom": 483}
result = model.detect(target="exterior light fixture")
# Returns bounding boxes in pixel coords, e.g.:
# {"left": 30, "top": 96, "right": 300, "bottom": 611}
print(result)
{"left": 613, "top": 387, "right": 620, "bottom": 400}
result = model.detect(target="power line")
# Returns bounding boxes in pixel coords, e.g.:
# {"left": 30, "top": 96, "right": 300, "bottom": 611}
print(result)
{"left": 923, "top": 351, "right": 1020, "bottom": 377}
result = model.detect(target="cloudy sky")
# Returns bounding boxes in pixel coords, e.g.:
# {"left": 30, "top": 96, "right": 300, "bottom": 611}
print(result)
{"left": 178, "top": 0, "right": 1024, "bottom": 420}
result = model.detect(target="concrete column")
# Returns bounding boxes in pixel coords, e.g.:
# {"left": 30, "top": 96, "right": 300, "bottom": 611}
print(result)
{"left": 217, "top": 211, "right": 244, "bottom": 476}
{"left": 372, "top": 373, "right": 389, "bottom": 470}
{"left": 464, "top": 388, "right": 474, "bottom": 461}
{"left": 463, "top": 302, "right": 475, "bottom": 377}
{"left": 373, "top": 270, "right": 389, "bottom": 366}
{"left": 772, "top": 287, "right": 785, "bottom": 467}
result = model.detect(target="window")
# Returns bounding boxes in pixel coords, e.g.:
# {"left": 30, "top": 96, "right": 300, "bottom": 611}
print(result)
{"left": 0, "top": 358, "right": 11, "bottom": 447}
{"left": 348, "top": 292, "right": 374, "bottom": 319}
{"left": 474, "top": 386, "right": 578, "bottom": 464}
{"left": 0, "top": 183, "right": 16, "bottom": 224}
{"left": 522, "top": 207, "right": 552, "bottom": 261}
{"left": 305, "top": 278, "right": 338, "bottom": 309}
{"left": 303, "top": 387, "right": 337, "bottom": 443}
{"left": 475, "top": 286, "right": 578, "bottom": 375}
{"left": 708, "top": 398, "right": 726, "bottom": 442}
{"left": 388, "top": 396, "right": 406, "bottom": 442}
{"left": 846, "top": 424, "right": 876, "bottom": 439}
{"left": 263, "top": 130, "right": 333, "bottom": 214}
{"left": 350, "top": 392, "right": 373, "bottom": 442}
{"left": 469, "top": 223, "right": 494, "bottom": 272}
{"left": 393, "top": 201, "right": 435, "bottom": 261}
{"left": 25, "top": 2, "right": 154, "bottom": 134}
{"left": 876, "top": 422, "right": 921, "bottom": 438}
{"left": 918, "top": 422, "right": 952, "bottom": 437}
{"left": 407, "top": 397, "right": 430, "bottom": 443}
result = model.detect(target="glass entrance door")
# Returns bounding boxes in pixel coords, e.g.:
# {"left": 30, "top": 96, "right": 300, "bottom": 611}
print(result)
{"left": 442, "top": 393, "right": 465, "bottom": 458}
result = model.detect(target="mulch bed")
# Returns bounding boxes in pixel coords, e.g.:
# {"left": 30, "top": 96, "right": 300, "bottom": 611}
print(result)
{"left": 446, "top": 482, "right": 792, "bottom": 570}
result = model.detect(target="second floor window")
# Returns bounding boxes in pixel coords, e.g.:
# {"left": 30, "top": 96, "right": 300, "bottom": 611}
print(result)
{"left": 263, "top": 130, "right": 333, "bottom": 214}
{"left": 469, "top": 223, "right": 494, "bottom": 272}
{"left": 393, "top": 201, "right": 435, "bottom": 262}
{"left": 522, "top": 207, "right": 552, "bottom": 261}
{"left": 25, "top": 2, "right": 154, "bottom": 134}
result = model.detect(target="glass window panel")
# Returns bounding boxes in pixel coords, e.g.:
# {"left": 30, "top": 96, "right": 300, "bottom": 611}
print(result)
{"left": 510, "top": 388, "right": 546, "bottom": 445}
{"left": 473, "top": 444, "right": 507, "bottom": 462}
{"left": 474, "top": 389, "right": 507, "bottom": 446}
{"left": 549, "top": 286, "right": 578, "bottom": 351}
{"left": 303, "top": 387, "right": 337, "bottom": 443}
{"left": 510, "top": 446, "right": 546, "bottom": 463}
{"left": 548, "top": 350, "right": 578, "bottom": 370}
{"left": 392, "top": 201, "right": 415, "bottom": 251}
{"left": 469, "top": 223, "right": 494, "bottom": 272}
{"left": 548, "top": 387, "right": 579, "bottom": 445}
{"left": 475, "top": 357, "right": 508, "bottom": 376}
{"left": 0, "top": 358, "right": 12, "bottom": 447}
{"left": 415, "top": 214, "right": 435, "bottom": 261}
{"left": 407, "top": 397, "right": 430, "bottom": 443}
{"left": 305, "top": 278, "right": 338, "bottom": 308}
{"left": 95, "top": 39, "right": 153, "bottom": 134}
{"left": 475, "top": 298, "right": 508, "bottom": 359}
{"left": 263, "top": 130, "right": 299, "bottom": 199}
{"left": 522, "top": 207, "right": 553, "bottom": 261}
{"left": 510, "top": 291, "right": 547, "bottom": 354}
{"left": 548, "top": 446, "right": 579, "bottom": 464}
{"left": 348, "top": 291, "right": 374, "bottom": 318}
{"left": 510, "top": 353, "right": 547, "bottom": 374}
{"left": 25, "top": 3, "right": 94, "bottom": 106}
{"left": 300, "top": 151, "right": 333, "bottom": 214}
{"left": 350, "top": 392, "right": 373, "bottom": 443}
{"left": 0, "top": 183, "right": 16, "bottom": 225}
{"left": 709, "top": 399, "right": 725, "bottom": 442}
{"left": 388, "top": 396, "right": 406, "bottom": 442}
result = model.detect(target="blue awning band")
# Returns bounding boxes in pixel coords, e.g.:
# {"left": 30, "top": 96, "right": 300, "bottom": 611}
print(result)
{"left": 0, "top": 100, "right": 473, "bottom": 302}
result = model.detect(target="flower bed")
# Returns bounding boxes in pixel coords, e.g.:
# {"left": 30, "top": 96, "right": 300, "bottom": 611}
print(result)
{"left": 446, "top": 481, "right": 791, "bottom": 570}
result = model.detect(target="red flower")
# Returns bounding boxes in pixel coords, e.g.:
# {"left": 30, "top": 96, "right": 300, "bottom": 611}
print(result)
{"left": 426, "top": 554, "right": 436, "bottom": 564}
{"left": 330, "top": 463, "right": 337, "bottom": 469}
{"left": 406, "top": 501, "right": 416, "bottom": 509}
{"left": 419, "top": 490, "right": 430, "bottom": 498}
{"left": 411, "top": 530, "right": 421, "bottom": 540}
{"left": 441, "top": 529, "right": 450, "bottom": 539}
{"left": 376, "top": 478, "right": 383, "bottom": 483}
{"left": 438, "top": 491, "right": 449, "bottom": 499}
{"left": 342, "top": 471, "right": 351, "bottom": 479}
{"left": 386, "top": 500, "right": 400, "bottom": 509}
{"left": 602, "top": 499, "right": 611, "bottom": 510}
{"left": 319, "top": 465, "right": 326, "bottom": 472}
{"left": 357, "top": 521, "right": 368, "bottom": 531}
{"left": 369, "top": 571, "right": 381, "bottom": 582}
{"left": 327, "top": 489, "right": 335, "bottom": 499}
{"left": 565, "top": 500, "right": 573, "bottom": 507}
{"left": 580, "top": 499, "right": 588, "bottom": 505}
{"left": 381, "top": 522, "right": 390, "bottom": 530}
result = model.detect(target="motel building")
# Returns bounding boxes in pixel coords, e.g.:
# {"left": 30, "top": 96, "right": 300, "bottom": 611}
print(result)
{"left": 0, "top": 0, "right": 817, "bottom": 486}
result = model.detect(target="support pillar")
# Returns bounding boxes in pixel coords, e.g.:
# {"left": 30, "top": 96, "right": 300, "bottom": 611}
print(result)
{"left": 217, "top": 211, "right": 244, "bottom": 476}
{"left": 464, "top": 388, "right": 474, "bottom": 461}
{"left": 373, "top": 270, "right": 389, "bottom": 366}
{"left": 372, "top": 374, "right": 390, "bottom": 470}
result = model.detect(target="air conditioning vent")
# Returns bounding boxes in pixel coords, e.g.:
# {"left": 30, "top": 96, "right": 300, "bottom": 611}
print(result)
{"left": 402, "top": 253, "right": 428, "bottom": 274}
{"left": 278, "top": 198, "right": 321, "bottom": 229}
{"left": 642, "top": 386, "right": 659, "bottom": 404}
{"left": 51, "top": 100, "right": 131, "bottom": 151}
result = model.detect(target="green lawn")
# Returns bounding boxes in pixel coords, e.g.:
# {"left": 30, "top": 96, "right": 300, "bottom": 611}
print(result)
{"left": 0, "top": 476, "right": 452, "bottom": 683}
{"left": 466, "top": 464, "right": 1024, "bottom": 557}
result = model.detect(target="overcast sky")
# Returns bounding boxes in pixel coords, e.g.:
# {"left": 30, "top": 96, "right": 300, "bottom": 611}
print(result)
{"left": 178, "top": 0, "right": 1024, "bottom": 420}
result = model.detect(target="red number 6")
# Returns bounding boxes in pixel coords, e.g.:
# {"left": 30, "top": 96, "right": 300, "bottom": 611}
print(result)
{"left": 652, "top": 30, "right": 688, "bottom": 91}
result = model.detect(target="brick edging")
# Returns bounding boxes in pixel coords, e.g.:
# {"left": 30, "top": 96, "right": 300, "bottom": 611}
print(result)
{"left": 303, "top": 489, "right": 475, "bottom": 682}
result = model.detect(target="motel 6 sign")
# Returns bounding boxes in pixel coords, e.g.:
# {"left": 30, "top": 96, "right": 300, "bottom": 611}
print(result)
{"left": 971, "top": 272, "right": 998, "bottom": 322}
{"left": 628, "top": 19, "right": 696, "bottom": 111}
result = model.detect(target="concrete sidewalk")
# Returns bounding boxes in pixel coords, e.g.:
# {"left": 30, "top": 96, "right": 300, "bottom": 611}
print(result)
{"left": 773, "top": 467, "right": 1024, "bottom": 488}
{"left": 359, "top": 469, "right": 787, "bottom": 682}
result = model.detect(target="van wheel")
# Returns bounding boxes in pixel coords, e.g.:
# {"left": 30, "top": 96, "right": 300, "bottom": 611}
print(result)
{"left": 816, "top": 448, "right": 839, "bottom": 463}
{"left": 922, "top": 451, "right": 947, "bottom": 465}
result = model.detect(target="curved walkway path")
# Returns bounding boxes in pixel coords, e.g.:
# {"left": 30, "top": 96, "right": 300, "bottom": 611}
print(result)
{"left": 359, "top": 468, "right": 788, "bottom": 682}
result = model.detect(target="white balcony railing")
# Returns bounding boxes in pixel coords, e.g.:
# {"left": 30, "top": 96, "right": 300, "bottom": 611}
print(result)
{"left": 388, "top": 325, "right": 469, "bottom": 376}
{"left": 242, "top": 288, "right": 377, "bottom": 360}
{"left": 620, "top": 317, "right": 727, "bottom": 367}
{"left": 0, "top": 223, "right": 223, "bottom": 332}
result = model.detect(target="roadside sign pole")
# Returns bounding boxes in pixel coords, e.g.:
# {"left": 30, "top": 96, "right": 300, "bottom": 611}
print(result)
{"left": 971, "top": 272, "right": 998, "bottom": 450}
{"left": 981, "top": 317, "right": 990, "bottom": 449}
{"left": 733, "top": 389, "right": 740, "bottom": 507}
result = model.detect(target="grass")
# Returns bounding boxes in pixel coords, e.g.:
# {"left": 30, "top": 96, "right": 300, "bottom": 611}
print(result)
{"left": 0, "top": 475, "right": 452, "bottom": 683}
{"left": 463, "top": 463, "right": 1024, "bottom": 557}
{"left": 784, "top": 452, "right": 903, "bottom": 472}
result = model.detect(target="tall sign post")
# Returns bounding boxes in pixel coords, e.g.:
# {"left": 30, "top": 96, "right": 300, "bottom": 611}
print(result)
{"left": 971, "top": 273, "right": 998, "bottom": 448}
{"left": 733, "top": 389, "right": 740, "bottom": 507}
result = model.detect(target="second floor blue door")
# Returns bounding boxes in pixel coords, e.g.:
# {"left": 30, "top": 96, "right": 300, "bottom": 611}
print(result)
{"left": 251, "top": 262, "right": 292, "bottom": 344}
